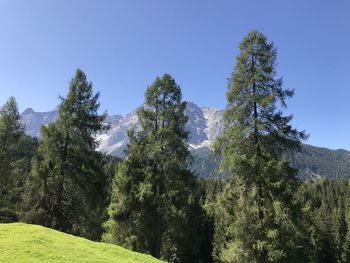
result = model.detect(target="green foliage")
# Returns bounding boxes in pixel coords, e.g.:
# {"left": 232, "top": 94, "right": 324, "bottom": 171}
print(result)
{"left": 191, "top": 147, "right": 222, "bottom": 179}
{"left": 0, "top": 223, "right": 164, "bottom": 263}
{"left": 104, "top": 74, "right": 201, "bottom": 262}
{"left": 23, "top": 69, "right": 109, "bottom": 240}
{"left": 212, "top": 31, "right": 308, "bottom": 263}
{"left": 101, "top": 154, "right": 122, "bottom": 205}
{"left": 290, "top": 144, "right": 350, "bottom": 179}
{"left": 190, "top": 144, "right": 350, "bottom": 180}
{"left": 0, "top": 97, "right": 23, "bottom": 170}
{"left": 0, "top": 97, "right": 37, "bottom": 222}
{"left": 296, "top": 179, "right": 350, "bottom": 262}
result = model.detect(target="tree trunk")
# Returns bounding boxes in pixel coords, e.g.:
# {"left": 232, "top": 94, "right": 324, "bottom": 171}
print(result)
{"left": 151, "top": 204, "right": 163, "bottom": 258}
{"left": 150, "top": 99, "right": 163, "bottom": 259}
{"left": 252, "top": 53, "right": 267, "bottom": 263}
{"left": 54, "top": 132, "right": 69, "bottom": 231}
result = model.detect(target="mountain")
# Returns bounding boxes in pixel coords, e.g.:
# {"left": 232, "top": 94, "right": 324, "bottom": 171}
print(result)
{"left": 20, "top": 108, "right": 59, "bottom": 138}
{"left": 20, "top": 102, "right": 350, "bottom": 180}
{"left": 19, "top": 102, "right": 224, "bottom": 155}
{"left": 290, "top": 144, "right": 350, "bottom": 179}
{"left": 191, "top": 145, "right": 350, "bottom": 180}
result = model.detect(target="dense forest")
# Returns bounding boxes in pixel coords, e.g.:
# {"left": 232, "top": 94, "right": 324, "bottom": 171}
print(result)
{"left": 1, "top": 31, "right": 350, "bottom": 263}
{"left": 191, "top": 144, "right": 350, "bottom": 180}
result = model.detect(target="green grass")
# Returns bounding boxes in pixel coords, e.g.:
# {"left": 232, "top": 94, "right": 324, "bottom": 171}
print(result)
{"left": 0, "top": 223, "right": 164, "bottom": 263}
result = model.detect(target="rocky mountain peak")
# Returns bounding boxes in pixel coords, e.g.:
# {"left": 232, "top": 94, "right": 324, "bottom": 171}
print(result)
{"left": 20, "top": 101, "right": 224, "bottom": 156}
{"left": 21, "top": 108, "right": 35, "bottom": 115}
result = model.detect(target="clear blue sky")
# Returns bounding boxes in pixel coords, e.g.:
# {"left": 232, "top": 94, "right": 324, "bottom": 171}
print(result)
{"left": 0, "top": 0, "right": 349, "bottom": 150}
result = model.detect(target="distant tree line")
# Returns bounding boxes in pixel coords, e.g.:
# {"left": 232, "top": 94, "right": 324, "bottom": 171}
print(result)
{"left": 1, "top": 31, "right": 350, "bottom": 263}
{"left": 190, "top": 145, "right": 350, "bottom": 180}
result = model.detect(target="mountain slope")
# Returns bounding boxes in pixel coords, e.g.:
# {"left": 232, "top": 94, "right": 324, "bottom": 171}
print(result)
{"left": 20, "top": 102, "right": 350, "bottom": 179}
{"left": 20, "top": 108, "right": 58, "bottom": 138}
{"left": 191, "top": 144, "right": 350, "bottom": 180}
{"left": 0, "top": 223, "right": 164, "bottom": 263}
{"left": 290, "top": 144, "right": 350, "bottom": 179}
{"left": 19, "top": 102, "right": 223, "bottom": 155}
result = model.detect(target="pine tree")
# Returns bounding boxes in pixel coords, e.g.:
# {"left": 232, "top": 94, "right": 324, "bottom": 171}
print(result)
{"left": 24, "top": 69, "right": 109, "bottom": 240}
{"left": 0, "top": 97, "right": 27, "bottom": 222}
{"left": 213, "top": 31, "right": 308, "bottom": 263}
{"left": 337, "top": 197, "right": 348, "bottom": 262}
{"left": 0, "top": 97, "right": 23, "bottom": 176}
{"left": 342, "top": 180, "right": 350, "bottom": 262}
{"left": 103, "top": 74, "right": 199, "bottom": 262}
{"left": 342, "top": 214, "right": 350, "bottom": 263}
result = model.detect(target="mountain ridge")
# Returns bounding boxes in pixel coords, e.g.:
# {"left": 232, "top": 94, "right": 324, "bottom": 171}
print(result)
{"left": 20, "top": 102, "right": 350, "bottom": 180}
{"left": 20, "top": 101, "right": 224, "bottom": 154}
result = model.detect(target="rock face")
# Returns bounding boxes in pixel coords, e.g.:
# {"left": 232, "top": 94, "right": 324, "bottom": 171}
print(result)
{"left": 20, "top": 102, "right": 224, "bottom": 156}
{"left": 20, "top": 108, "right": 59, "bottom": 138}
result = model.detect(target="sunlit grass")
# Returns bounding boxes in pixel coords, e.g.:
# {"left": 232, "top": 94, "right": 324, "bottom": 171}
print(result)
{"left": 0, "top": 223, "right": 164, "bottom": 263}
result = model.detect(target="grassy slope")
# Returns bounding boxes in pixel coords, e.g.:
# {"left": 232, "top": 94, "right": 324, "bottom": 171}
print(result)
{"left": 0, "top": 223, "right": 164, "bottom": 263}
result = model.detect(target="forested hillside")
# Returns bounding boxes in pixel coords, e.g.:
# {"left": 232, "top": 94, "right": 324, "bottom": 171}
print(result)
{"left": 292, "top": 144, "right": 350, "bottom": 179}
{"left": 191, "top": 144, "right": 350, "bottom": 180}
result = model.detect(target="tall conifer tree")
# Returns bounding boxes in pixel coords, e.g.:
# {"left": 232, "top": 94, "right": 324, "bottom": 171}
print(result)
{"left": 0, "top": 97, "right": 26, "bottom": 222}
{"left": 213, "top": 31, "right": 308, "bottom": 262}
{"left": 24, "top": 69, "right": 108, "bottom": 240}
{"left": 104, "top": 74, "right": 199, "bottom": 262}
{"left": 0, "top": 97, "right": 23, "bottom": 175}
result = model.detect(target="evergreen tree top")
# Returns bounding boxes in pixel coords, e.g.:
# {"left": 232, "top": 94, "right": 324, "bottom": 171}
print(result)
{"left": 57, "top": 69, "right": 108, "bottom": 138}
